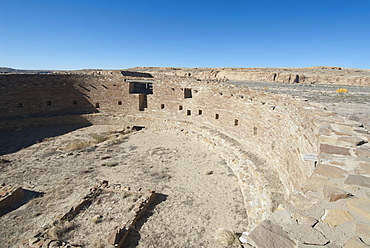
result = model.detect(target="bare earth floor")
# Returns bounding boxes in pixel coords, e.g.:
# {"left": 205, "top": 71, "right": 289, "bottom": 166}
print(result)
{"left": 0, "top": 125, "right": 247, "bottom": 248}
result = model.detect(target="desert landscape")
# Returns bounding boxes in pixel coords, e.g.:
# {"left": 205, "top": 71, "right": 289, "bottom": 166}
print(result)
{"left": 1, "top": 67, "right": 370, "bottom": 247}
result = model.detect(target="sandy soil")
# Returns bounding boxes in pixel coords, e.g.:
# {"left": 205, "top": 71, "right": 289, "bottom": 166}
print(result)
{"left": 0, "top": 125, "right": 247, "bottom": 247}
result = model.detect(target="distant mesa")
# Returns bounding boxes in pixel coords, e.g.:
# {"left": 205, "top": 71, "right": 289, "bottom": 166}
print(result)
{"left": 0, "top": 67, "right": 53, "bottom": 74}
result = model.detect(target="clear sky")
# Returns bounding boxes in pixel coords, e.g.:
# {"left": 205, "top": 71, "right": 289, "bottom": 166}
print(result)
{"left": 1, "top": 0, "right": 370, "bottom": 70}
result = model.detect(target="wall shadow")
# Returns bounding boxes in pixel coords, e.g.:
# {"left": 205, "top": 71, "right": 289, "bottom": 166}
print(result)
{"left": 0, "top": 188, "right": 44, "bottom": 217}
{"left": 0, "top": 123, "right": 90, "bottom": 156}
{"left": 122, "top": 193, "right": 168, "bottom": 248}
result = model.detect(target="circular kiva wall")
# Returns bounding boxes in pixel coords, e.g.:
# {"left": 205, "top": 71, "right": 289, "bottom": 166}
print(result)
{"left": 0, "top": 72, "right": 319, "bottom": 228}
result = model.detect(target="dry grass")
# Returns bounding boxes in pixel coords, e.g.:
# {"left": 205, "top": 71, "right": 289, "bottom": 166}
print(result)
{"left": 214, "top": 228, "right": 241, "bottom": 248}
{"left": 64, "top": 140, "right": 92, "bottom": 151}
{"left": 45, "top": 221, "right": 77, "bottom": 241}
{"left": 89, "top": 133, "right": 108, "bottom": 143}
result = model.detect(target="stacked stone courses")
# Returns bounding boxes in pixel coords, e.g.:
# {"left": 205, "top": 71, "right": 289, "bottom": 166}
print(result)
{"left": 1, "top": 69, "right": 370, "bottom": 247}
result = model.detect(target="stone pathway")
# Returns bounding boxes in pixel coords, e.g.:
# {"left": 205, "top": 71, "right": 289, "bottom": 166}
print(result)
{"left": 244, "top": 108, "right": 370, "bottom": 247}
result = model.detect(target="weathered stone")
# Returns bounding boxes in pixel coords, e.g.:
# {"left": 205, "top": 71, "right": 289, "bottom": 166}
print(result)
{"left": 356, "top": 223, "right": 370, "bottom": 245}
{"left": 343, "top": 236, "right": 369, "bottom": 248}
{"left": 344, "top": 174, "right": 370, "bottom": 188}
{"left": 291, "top": 213, "right": 318, "bottom": 226}
{"left": 287, "top": 224, "right": 329, "bottom": 245}
{"left": 248, "top": 219, "right": 295, "bottom": 248}
{"left": 314, "top": 164, "right": 347, "bottom": 178}
{"left": 320, "top": 144, "right": 351, "bottom": 155}
{"left": 346, "top": 198, "right": 370, "bottom": 220}
{"left": 323, "top": 186, "right": 351, "bottom": 202}
{"left": 321, "top": 209, "right": 354, "bottom": 227}
{"left": 317, "top": 126, "right": 332, "bottom": 135}
{"left": 355, "top": 148, "right": 370, "bottom": 157}
{"left": 338, "top": 136, "right": 366, "bottom": 146}
{"left": 270, "top": 208, "right": 295, "bottom": 228}
{"left": 330, "top": 124, "right": 355, "bottom": 136}
{"left": 354, "top": 162, "right": 370, "bottom": 174}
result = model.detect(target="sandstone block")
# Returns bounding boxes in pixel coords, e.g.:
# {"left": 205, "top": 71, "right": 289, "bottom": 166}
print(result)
{"left": 320, "top": 144, "right": 351, "bottom": 155}
{"left": 323, "top": 186, "right": 351, "bottom": 202}
{"left": 291, "top": 213, "right": 318, "bottom": 226}
{"left": 321, "top": 209, "right": 354, "bottom": 227}
{"left": 346, "top": 198, "right": 370, "bottom": 220}
{"left": 344, "top": 174, "right": 370, "bottom": 188}
{"left": 354, "top": 162, "right": 370, "bottom": 174}
{"left": 338, "top": 136, "right": 366, "bottom": 146}
{"left": 317, "top": 125, "right": 332, "bottom": 135}
{"left": 248, "top": 219, "right": 295, "bottom": 248}
{"left": 355, "top": 148, "right": 370, "bottom": 157}
{"left": 343, "top": 236, "right": 369, "bottom": 248}
{"left": 356, "top": 223, "right": 370, "bottom": 245}
{"left": 330, "top": 124, "right": 355, "bottom": 136}
{"left": 287, "top": 224, "right": 329, "bottom": 245}
{"left": 314, "top": 164, "right": 347, "bottom": 178}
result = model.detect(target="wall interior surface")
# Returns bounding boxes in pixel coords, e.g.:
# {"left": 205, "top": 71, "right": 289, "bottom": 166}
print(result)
{"left": 1, "top": 71, "right": 369, "bottom": 234}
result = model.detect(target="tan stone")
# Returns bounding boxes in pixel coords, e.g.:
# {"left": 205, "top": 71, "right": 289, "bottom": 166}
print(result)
{"left": 345, "top": 174, "right": 370, "bottom": 188}
{"left": 321, "top": 209, "right": 354, "bottom": 227}
{"left": 320, "top": 143, "right": 351, "bottom": 155}
{"left": 314, "top": 164, "right": 347, "bottom": 178}
{"left": 356, "top": 223, "right": 370, "bottom": 245}
{"left": 248, "top": 220, "right": 296, "bottom": 248}
{"left": 291, "top": 213, "right": 318, "bottom": 226}
{"left": 323, "top": 186, "right": 351, "bottom": 202}
{"left": 356, "top": 148, "right": 370, "bottom": 157}
{"left": 355, "top": 162, "right": 370, "bottom": 174}
{"left": 338, "top": 136, "right": 366, "bottom": 146}
{"left": 343, "top": 236, "right": 369, "bottom": 248}
{"left": 346, "top": 198, "right": 370, "bottom": 220}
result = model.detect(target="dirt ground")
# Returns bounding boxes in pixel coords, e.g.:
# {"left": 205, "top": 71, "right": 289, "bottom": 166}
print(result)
{"left": 0, "top": 125, "right": 247, "bottom": 248}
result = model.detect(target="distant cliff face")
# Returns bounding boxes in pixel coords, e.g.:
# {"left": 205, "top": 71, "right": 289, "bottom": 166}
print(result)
{"left": 132, "top": 67, "right": 370, "bottom": 86}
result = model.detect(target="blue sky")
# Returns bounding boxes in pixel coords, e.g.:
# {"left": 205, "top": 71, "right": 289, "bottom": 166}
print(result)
{"left": 1, "top": 0, "right": 370, "bottom": 70}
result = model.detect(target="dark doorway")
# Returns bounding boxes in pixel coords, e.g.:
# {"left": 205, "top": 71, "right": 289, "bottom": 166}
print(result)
{"left": 139, "top": 94, "right": 148, "bottom": 111}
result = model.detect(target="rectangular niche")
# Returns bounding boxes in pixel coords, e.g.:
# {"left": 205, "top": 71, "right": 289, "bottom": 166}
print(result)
{"left": 161, "top": 104, "right": 165, "bottom": 109}
{"left": 187, "top": 110, "right": 191, "bottom": 116}
{"left": 118, "top": 101, "right": 122, "bottom": 105}
{"left": 234, "top": 119, "right": 239, "bottom": 126}
{"left": 215, "top": 113, "right": 219, "bottom": 119}
{"left": 179, "top": 105, "right": 183, "bottom": 110}
{"left": 95, "top": 103, "right": 100, "bottom": 108}
{"left": 184, "top": 88, "right": 192, "bottom": 98}
{"left": 198, "top": 110, "right": 202, "bottom": 115}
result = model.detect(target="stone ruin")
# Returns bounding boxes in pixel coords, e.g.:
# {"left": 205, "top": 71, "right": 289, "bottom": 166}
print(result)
{"left": 0, "top": 69, "right": 370, "bottom": 247}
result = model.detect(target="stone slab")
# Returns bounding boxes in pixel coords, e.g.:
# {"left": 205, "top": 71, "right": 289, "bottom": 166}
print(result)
{"left": 323, "top": 186, "right": 351, "bottom": 202}
{"left": 346, "top": 198, "right": 370, "bottom": 220}
{"left": 356, "top": 223, "right": 370, "bottom": 245}
{"left": 248, "top": 219, "right": 295, "bottom": 248}
{"left": 314, "top": 164, "right": 347, "bottom": 179}
{"left": 343, "top": 236, "right": 369, "bottom": 248}
{"left": 356, "top": 148, "right": 370, "bottom": 157}
{"left": 320, "top": 144, "right": 351, "bottom": 155}
{"left": 321, "top": 209, "right": 354, "bottom": 227}
{"left": 344, "top": 174, "right": 370, "bottom": 188}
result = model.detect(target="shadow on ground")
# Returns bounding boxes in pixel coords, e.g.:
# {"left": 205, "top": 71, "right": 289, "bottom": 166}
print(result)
{"left": 0, "top": 189, "right": 44, "bottom": 217}
{"left": 122, "top": 193, "right": 168, "bottom": 248}
{"left": 0, "top": 124, "right": 90, "bottom": 155}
